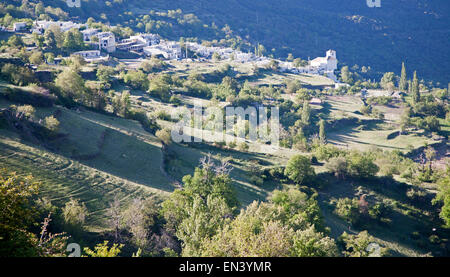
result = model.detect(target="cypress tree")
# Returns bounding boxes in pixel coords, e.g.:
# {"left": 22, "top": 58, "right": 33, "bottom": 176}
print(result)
{"left": 412, "top": 71, "right": 420, "bottom": 103}
{"left": 399, "top": 62, "right": 407, "bottom": 91}
{"left": 319, "top": 119, "right": 326, "bottom": 143}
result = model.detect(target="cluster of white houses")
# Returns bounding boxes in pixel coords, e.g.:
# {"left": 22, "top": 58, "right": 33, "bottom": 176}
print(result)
{"left": 7, "top": 20, "right": 340, "bottom": 80}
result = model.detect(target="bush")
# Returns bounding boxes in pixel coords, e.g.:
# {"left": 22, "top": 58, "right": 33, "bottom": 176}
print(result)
{"left": 334, "top": 198, "right": 360, "bottom": 225}
{"left": 238, "top": 142, "right": 249, "bottom": 152}
{"left": 44, "top": 115, "right": 60, "bottom": 135}
{"left": 156, "top": 128, "right": 172, "bottom": 145}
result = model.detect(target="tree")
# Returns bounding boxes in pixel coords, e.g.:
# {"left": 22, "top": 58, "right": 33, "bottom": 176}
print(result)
{"left": 399, "top": 62, "right": 407, "bottom": 91}
{"left": 123, "top": 198, "right": 157, "bottom": 249}
{"left": 412, "top": 71, "right": 420, "bottom": 103}
{"left": 380, "top": 72, "right": 395, "bottom": 91}
{"left": 112, "top": 91, "right": 131, "bottom": 117}
{"left": 96, "top": 65, "right": 115, "bottom": 84}
{"left": 63, "top": 29, "right": 84, "bottom": 50}
{"left": 301, "top": 100, "right": 311, "bottom": 125}
{"left": 55, "top": 68, "right": 85, "bottom": 100}
{"left": 433, "top": 174, "right": 450, "bottom": 227}
{"left": 0, "top": 169, "right": 39, "bottom": 256}
{"left": 200, "top": 188, "right": 337, "bottom": 257}
{"left": 35, "top": 2, "right": 45, "bottom": 16}
{"left": 106, "top": 195, "right": 123, "bottom": 243}
{"left": 162, "top": 157, "right": 238, "bottom": 256}
{"left": 32, "top": 33, "right": 44, "bottom": 48}
{"left": 291, "top": 226, "right": 338, "bottom": 257}
{"left": 29, "top": 51, "right": 44, "bottom": 65}
{"left": 326, "top": 157, "right": 348, "bottom": 179}
{"left": 62, "top": 198, "right": 88, "bottom": 235}
{"left": 284, "top": 155, "right": 316, "bottom": 185}
{"left": 346, "top": 151, "right": 379, "bottom": 179}
{"left": 319, "top": 119, "right": 326, "bottom": 143}
{"left": 7, "top": 35, "right": 23, "bottom": 47}
{"left": 340, "top": 66, "right": 353, "bottom": 84}
{"left": 44, "top": 52, "right": 55, "bottom": 64}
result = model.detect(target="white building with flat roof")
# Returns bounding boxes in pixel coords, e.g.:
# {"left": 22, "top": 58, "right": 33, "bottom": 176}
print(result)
{"left": 143, "top": 41, "right": 181, "bottom": 60}
{"left": 73, "top": 50, "right": 101, "bottom": 59}
{"left": 32, "top": 20, "right": 85, "bottom": 34}
{"left": 13, "top": 22, "right": 27, "bottom": 32}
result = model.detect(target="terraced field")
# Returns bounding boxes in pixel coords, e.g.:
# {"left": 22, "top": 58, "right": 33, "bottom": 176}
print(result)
{"left": 0, "top": 102, "right": 173, "bottom": 231}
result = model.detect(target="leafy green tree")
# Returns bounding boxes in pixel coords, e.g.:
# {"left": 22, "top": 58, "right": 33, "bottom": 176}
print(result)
{"left": 162, "top": 157, "right": 238, "bottom": 256}
{"left": 326, "top": 156, "right": 348, "bottom": 179}
{"left": 200, "top": 188, "right": 336, "bottom": 257}
{"left": 380, "top": 72, "right": 395, "bottom": 91}
{"left": 0, "top": 169, "right": 39, "bottom": 256}
{"left": 7, "top": 35, "right": 23, "bottom": 47}
{"left": 433, "top": 173, "right": 450, "bottom": 227}
{"left": 55, "top": 68, "right": 86, "bottom": 100}
{"left": 96, "top": 65, "right": 115, "bottom": 84}
{"left": 340, "top": 66, "right": 353, "bottom": 84}
{"left": 32, "top": 33, "right": 44, "bottom": 48}
{"left": 284, "top": 155, "right": 316, "bottom": 185}
{"left": 291, "top": 226, "right": 338, "bottom": 257}
{"left": 123, "top": 70, "right": 148, "bottom": 90}
{"left": 29, "top": 51, "right": 44, "bottom": 65}
{"left": 63, "top": 29, "right": 84, "bottom": 51}
{"left": 334, "top": 197, "right": 360, "bottom": 224}
{"left": 44, "top": 52, "right": 55, "bottom": 64}
{"left": 346, "top": 151, "right": 379, "bottom": 179}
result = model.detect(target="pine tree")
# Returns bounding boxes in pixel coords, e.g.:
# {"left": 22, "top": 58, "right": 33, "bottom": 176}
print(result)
{"left": 412, "top": 71, "right": 420, "bottom": 103}
{"left": 399, "top": 62, "right": 407, "bottom": 91}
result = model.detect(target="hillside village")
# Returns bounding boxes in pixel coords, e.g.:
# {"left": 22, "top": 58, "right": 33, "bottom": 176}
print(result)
{"left": 0, "top": 4, "right": 449, "bottom": 259}
{"left": 6, "top": 19, "right": 341, "bottom": 83}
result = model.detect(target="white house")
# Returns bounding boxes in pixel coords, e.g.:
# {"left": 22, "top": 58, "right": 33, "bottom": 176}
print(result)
{"left": 117, "top": 34, "right": 160, "bottom": 52}
{"left": 32, "top": 20, "right": 85, "bottom": 34}
{"left": 96, "top": 32, "right": 116, "bottom": 53}
{"left": 143, "top": 41, "right": 182, "bottom": 60}
{"left": 13, "top": 22, "right": 27, "bottom": 32}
